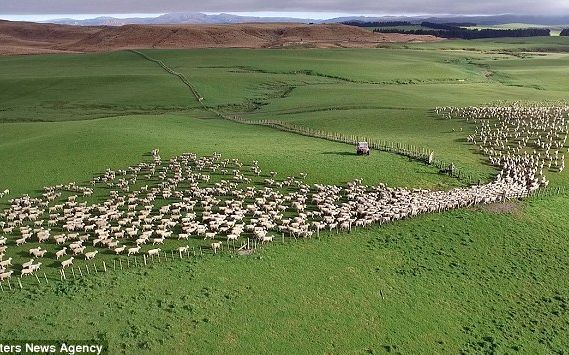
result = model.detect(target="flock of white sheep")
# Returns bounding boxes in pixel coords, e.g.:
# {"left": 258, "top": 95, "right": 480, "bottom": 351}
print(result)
{"left": 435, "top": 104, "right": 568, "bottom": 190}
{"left": 0, "top": 105, "right": 567, "bottom": 285}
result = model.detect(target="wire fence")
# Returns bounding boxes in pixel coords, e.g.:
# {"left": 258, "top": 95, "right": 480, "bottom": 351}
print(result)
{"left": 130, "top": 50, "right": 474, "bottom": 184}
{"left": 2, "top": 185, "right": 565, "bottom": 292}
{"left": 1, "top": 237, "right": 300, "bottom": 292}
{"left": 527, "top": 185, "right": 568, "bottom": 200}
{"left": 0, "top": 248, "right": 204, "bottom": 293}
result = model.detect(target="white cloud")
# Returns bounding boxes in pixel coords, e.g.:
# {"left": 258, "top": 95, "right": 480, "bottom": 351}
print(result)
{"left": 0, "top": 0, "right": 567, "bottom": 16}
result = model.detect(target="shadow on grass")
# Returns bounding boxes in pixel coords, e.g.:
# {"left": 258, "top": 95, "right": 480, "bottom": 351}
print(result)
{"left": 321, "top": 151, "right": 356, "bottom": 156}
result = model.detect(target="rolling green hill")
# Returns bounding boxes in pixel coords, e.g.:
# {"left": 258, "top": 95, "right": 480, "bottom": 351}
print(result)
{"left": 0, "top": 38, "right": 568, "bottom": 354}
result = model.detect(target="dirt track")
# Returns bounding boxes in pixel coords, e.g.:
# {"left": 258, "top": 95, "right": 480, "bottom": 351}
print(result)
{"left": 0, "top": 20, "right": 441, "bottom": 55}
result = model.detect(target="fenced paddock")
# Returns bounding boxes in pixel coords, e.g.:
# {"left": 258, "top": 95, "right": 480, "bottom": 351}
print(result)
{"left": 131, "top": 49, "right": 476, "bottom": 184}
{"left": 0, "top": 129, "right": 564, "bottom": 292}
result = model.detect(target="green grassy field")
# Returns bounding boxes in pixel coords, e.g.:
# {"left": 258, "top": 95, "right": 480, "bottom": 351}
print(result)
{"left": 392, "top": 36, "right": 569, "bottom": 52}
{"left": 0, "top": 38, "right": 568, "bottom": 354}
{"left": 0, "top": 52, "right": 200, "bottom": 122}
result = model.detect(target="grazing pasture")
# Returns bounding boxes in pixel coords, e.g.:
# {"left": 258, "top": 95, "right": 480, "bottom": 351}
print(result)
{"left": 0, "top": 37, "right": 568, "bottom": 354}
{"left": 0, "top": 52, "right": 200, "bottom": 122}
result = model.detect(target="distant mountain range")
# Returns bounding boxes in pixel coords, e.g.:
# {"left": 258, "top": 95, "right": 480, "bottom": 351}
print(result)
{"left": 41, "top": 13, "right": 569, "bottom": 27}
{"left": 43, "top": 13, "right": 313, "bottom": 26}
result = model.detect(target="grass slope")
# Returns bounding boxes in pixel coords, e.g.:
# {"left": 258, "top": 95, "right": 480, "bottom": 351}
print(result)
{"left": 146, "top": 46, "right": 569, "bottom": 178}
{"left": 0, "top": 38, "right": 568, "bottom": 354}
{"left": 1, "top": 196, "right": 567, "bottom": 354}
{"left": 0, "top": 114, "right": 460, "bottom": 201}
{"left": 0, "top": 51, "right": 198, "bottom": 122}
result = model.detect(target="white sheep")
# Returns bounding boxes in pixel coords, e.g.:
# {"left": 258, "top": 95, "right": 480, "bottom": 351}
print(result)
{"left": 61, "top": 257, "right": 74, "bottom": 269}
{"left": 0, "top": 257, "right": 13, "bottom": 267}
{"left": 69, "top": 241, "right": 83, "bottom": 250}
{"left": 114, "top": 246, "right": 126, "bottom": 255}
{"left": 204, "top": 232, "right": 216, "bottom": 240}
{"left": 31, "top": 249, "right": 47, "bottom": 258}
{"left": 55, "top": 247, "right": 67, "bottom": 260}
{"left": 21, "top": 268, "right": 34, "bottom": 276}
{"left": 152, "top": 236, "right": 165, "bottom": 245}
{"left": 84, "top": 250, "right": 98, "bottom": 260}
{"left": 37, "top": 233, "right": 50, "bottom": 243}
{"left": 211, "top": 241, "right": 222, "bottom": 254}
{"left": 0, "top": 270, "right": 14, "bottom": 281}
{"left": 73, "top": 246, "right": 86, "bottom": 255}
{"left": 177, "top": 233, "right": 190, "bottom": 240}
{"left": 22, "top": 258, "right": 35, "bottom": 269}
{"left": 127, "top": 246, "right": 140, "bottom": 256}
{"left": 55, "top": 236, "right": 67, "bottom": 245}
{"left": 177, "top": 245, "right": 190, "bottom": 254}
{"left": 28, "top": 262, "right": 42, "bottom": 272}
{"left": 261, "top": 235, "right": 273, "bottom": 244}
{"left": 147, "top": 248, "right": 161, "bottom": 257}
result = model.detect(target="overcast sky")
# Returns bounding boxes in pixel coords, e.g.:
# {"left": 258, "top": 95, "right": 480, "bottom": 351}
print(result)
{"left": 2, "top": 0, "right": 569, "bottom": 18}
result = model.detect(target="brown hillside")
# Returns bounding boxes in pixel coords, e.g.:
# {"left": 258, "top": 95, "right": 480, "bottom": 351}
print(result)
{"left": 0, "top": 20, "right": 441, "bottom": 55}
{"left": 0, "top": 20, "right": 99, "bottom": 55}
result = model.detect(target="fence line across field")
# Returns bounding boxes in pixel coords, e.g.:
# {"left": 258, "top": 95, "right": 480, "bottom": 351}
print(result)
{"left": 130, "top": 49, "right": 472, "bottom": 184}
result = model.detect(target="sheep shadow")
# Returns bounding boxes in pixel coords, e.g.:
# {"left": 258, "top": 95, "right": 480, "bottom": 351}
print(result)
{"left": 47, "top": 260, "right": 62, "bottom": 268}
{"left": 321, "top": 151, "right": 356, "bottom": 156}
{"left": 17, "top": 250, "right": 33, "bottom": 258}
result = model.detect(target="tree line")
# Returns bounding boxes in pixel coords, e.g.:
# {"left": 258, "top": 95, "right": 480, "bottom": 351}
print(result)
{"left": 341, "top": 21, "right": 413, "bottom": 27}
{"left": 373, "top": 22, "right": 551, "bottom": 39}
{"left": 341, "top": 21, "right": 478, "bottom": 28}
{"left": 561, "top": 29, "right": 569, "bottom": 36}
